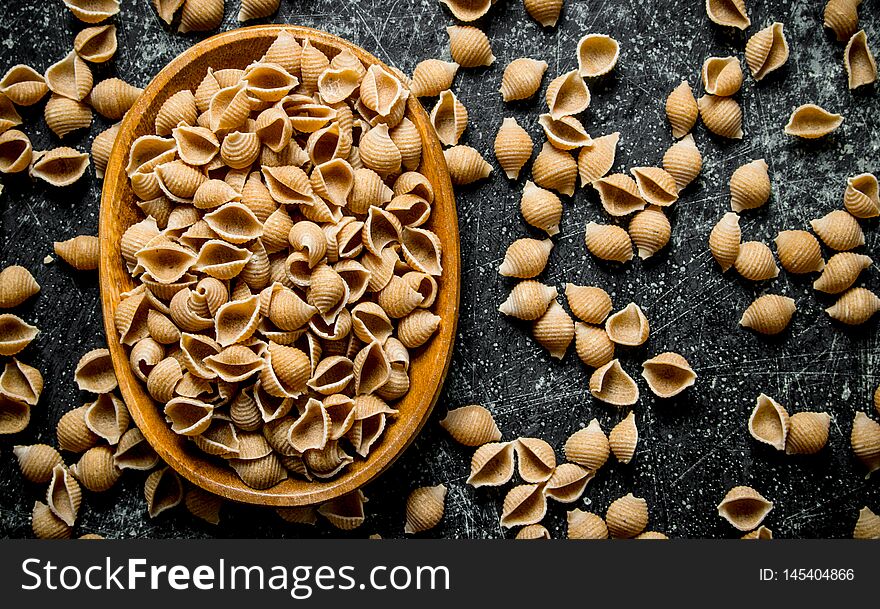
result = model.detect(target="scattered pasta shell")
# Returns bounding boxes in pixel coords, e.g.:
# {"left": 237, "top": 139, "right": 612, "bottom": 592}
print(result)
{"left": 544, "top": 463, "right": 593, "bottom": 503}
{"left": 494, "top": 117, "right": 533, "bottom": 180}
{"left": 785, "top": 411, "right": 831, "bottom": 455}
{"left": 531, "top": 142, "right": 577, "bottom": 196}
{"left": 404, "top": 484, "right": 446, "bottom": 534}
{"left": 63, "top": 0, "right": 119, "bottom": 22}
{"left": 0, "top": 313, "right": 39, "bottom": 356}
{"left": 734, "top": 241, "right": 779, "bottom": 281}
{"left": 71, "top": 445, "right": 122, "bottom": 492}
{"left": 730, "top": 159, "right": 770, "bottom": 212}
{"left": 606, "top": 493, "right": 649, "bottom": 538}
{"left": 567, "top": 509, "right": 608, "bottom": 539}
{"left": 178, "top": 0, "right": 224, "bottom": 33}
{"left": 702, "top": 56, "right": 743, "bottom": 96}
{"left": 631, "top": 167, "right": 678, "bottom": 207}
{"left": 851, "top": 411, "right": 880, "bottom": 476}
{"left": 740, "top": 294, "right": 796, "bottom": 335}
{"left": 705, "top": 0, "right": 750, "bottom": 29}
{"left": 745, "top": 22, "right": 789, "bottom": 81}
{"left": 590, "top": 359, "right": 639, "bottom": 406}
{"left": 1, "top": 357, "right": 43, "bottom": 407}
{"left": 533, "top": 301, "right": 574, "bottom": 360}
{"left": 545, "top": 70, "right": 590, "bottom": 120}
{"left": 593, "top": 173, "right": 645, "bottom": 217}
{"left": 74, "top": 24, "right": 117, "bottom": 63}
{"left": 521, "top": 180, "right": 562, "bottom": 236}
{"left": 845, "top": 30, "right": 877, "bottom": 89}
{"left": 605, "top": 302, "right": 649, "bottom": 346}
{"left": 467, "top": 441, "right": 515, "bottom": 487}
{"left": 709, "top": 212, "right": 741, "bottom": 272}
{"left": 749, "top": 393, "right": 790, "bottom": 451}
{"left": 410, "top": 59, "right": 459, "bottom": 98}
{"left": 665, "top": 81, "right": 698, "bottom": 139}
{"left": 446, "top": 25, "right": 495, "bottom": 68}
{"left": 824, "top": 0, "right": 860, "bottom": 42}
{"left": 524, "top": 0, "right": 563, "bottom": 27}
{"left": 0, "top": 94, "right": 22, "bottom": 132}
{"left": 826, "top": 287, "right": 880, "bottom": 325}
{"left": 698, "top": 94, "right": 743, "bottom": 139}
{"left": 500, "top": 57, "right": 548, "bottom": 102}
{"left": 0, "top": 129, "right": 32, "bottom": 173}
{"left": 88, "top": 77, "right": 142, "bottom": 120}
{"left": 843, "top": 173, "right": 880, "bottom": 219}
{"left": 31, "top": 147, "right": 89, "bottom": 187}
{"left": 498, "top": 280, "right": 557, "bottom": 320}
{"left": 717, "top": 486, "right": 773, "bottom": 531}
{"left": 574, "top": 322, "right": 615, "bottom": 369}
{"left": 114, "top": 427, "right": 159, "bottom": 471}
{"left": 629, "top": 206, "right": 671, "bottom": 260}
{"left": 74, "top": 348, "right": 117, "bottom": 393}
{"left": 662, "top": 134, "right": 702, "bottom": 191}
{"left": 444, "top": 145, "right": 492, "bottom": 185}
{"left": 55, "top": 235, "right": 100, "bottom": 271}
{"left": 13, "top": 444, "right": 63, "bottom": 484}
{"left": 500, "top": 483, "right": 547, "bottom": 528}
{"left": 740, "top": 526, "right": 773, "bottom": 540}
{"left": 57, "top": 405, "right": 100, "bottom": 453}
{"left": 642, "top": 352, "right": 696, "bottom": 398}
{"left": 499, "top": 238, "right": 553, "bottom": 278}
{"left": 185, "top": 487, "right": 223, "bottom": 525}
{"left": 853, "top": 506, "right": 880, "bottom": 539}
{"left": 144, "top": 466, "right": 184, "bottom": 518}
{"left": 516, "top": 524, "right": 551, "bottom": 539}
{"left": 810, "top": 209, "right": 864, "bottom": 251}
{"left": 540, "top": 113, "right": 592, "bottom": 151}
{"left": 32, "top": 501, "right": 71, "bottom": 540}
{"left": 440, "top": 404, "right": 501, "bottom": 447}
{"left": 813, "top": 252, "right": 872, "bottom": 294}
{"left": 576, "top": 34, "right": 620, "bottom": 78}
{"left": 47, "top": 464, "right": 81, "bottom": 526}
{"left": 317, "top": 490, "right": 367, "bottom": 530}
{"left": 566, "top": 284, "right": 612, "bottom": 324}
{"left": 0, "top": 64, "right": 48, "bottom": 106}
{"left": 775, "top": 230, "right": 824, "bottom": 274}
{"left": 0, "top": 265, "right": 40, "bottom": 308}
{"left": 784, "top": 104, "right": 843, "bottom": 139}
{"left": 609, "top": 411, "right": 638, "bottom": 464}
{"left": 238, "top": 0, "right": 279, "bottom": 21}
{"left": 44, "top": 94, "right": 92, "bottom": 138}
{"left": 45, "top": 50, "right": 93, "bottom": 101}
{"left": 578, "top": 131, "right": 619, "bottom": 185}
{"left": 84, "top": 392, "right": 129, "bottom": 446}
{"left": 584, "top": 222, "right": 633, "bottom": 263}
{"left": 430, "top": 90, "right": 468, "bottom": 146}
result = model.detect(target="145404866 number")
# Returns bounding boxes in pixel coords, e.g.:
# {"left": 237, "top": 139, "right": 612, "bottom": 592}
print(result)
{"left": 783, "top": 569, "right": 855, "bottom": 582}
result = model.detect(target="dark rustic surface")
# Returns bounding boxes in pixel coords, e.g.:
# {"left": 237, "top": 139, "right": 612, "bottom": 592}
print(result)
{"left": 1, "top": 0, "right": 878, "bottom": 539}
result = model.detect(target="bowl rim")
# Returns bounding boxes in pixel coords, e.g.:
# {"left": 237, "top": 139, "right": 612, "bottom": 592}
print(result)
{"left": 98, "top": 24, "right": 460, "bottom": 507}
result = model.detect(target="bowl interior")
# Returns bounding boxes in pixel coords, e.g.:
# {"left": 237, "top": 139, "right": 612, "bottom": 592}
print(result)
{"left": 99, "top": 25, "right": 460, "bottom": 506}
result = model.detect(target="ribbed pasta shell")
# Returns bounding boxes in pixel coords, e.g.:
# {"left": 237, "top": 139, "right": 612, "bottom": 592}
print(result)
{"left": 45, "top": 50, "right": 93, "bottom": 101}
{"left": 576, "top": 33, "right": 620, "bottom": 77}
{"left": 144, "top": 466, "right": 184, "bottom": 517}
{"left": 775, "top": 230, "right": 824, "bottom": 274}
{"left": 32, "top": 501, "right": 72, "bottom": 540}
{"left": 193, "top": 179, "right": 238, "bottom": 211}
{"left": 385, "top": 193, "right": 430, "bottom": 228}
{"left": 404, "top": 484, "right": 446, "bottom": 534}
{"left": 0, "top": 64, "right": 48, "bottom": 106}
{"left": 0, "top": 265, "right": 39, "bottom": 308}
{"left": 567, "top": 509, "right": 608, "bottom": 539}
{"left": 444, "top": 144, "right": 492, "bottom": 185}
{"left": 827, "top": 287, "right": 880, "bottom": 325}
{"left": 709, "top": 212, "right": 741, "bottom": 272}
{"left": 740, "top": 294, "right": 796, "bottom": 335}
{"left": 389, "top": 117, "right": 422, "bottom": 172}
{"left": 0, "top": 94, "right": 22, "bottom": 132}
{"left": 698, "top": 94, "right": 743, "bottom": 139}
{"left": 446, "top": 25, "right": 495, "bottom": 68}
{"left": 545, "top": 463, "right": 593, "bottom": 503}
{"left": 114, "top": 427, "right": 160, "bottom": 470}
{"left": 662, "top": 134, "right": 702, "bottom": 191}
{"left": 590, "top": 359, "right": 639, "bottom": 406}
{"left": 609, "top": 411, "right": 638, "bottom": 464}
{"left": 348, "top": 168, "right": 392, "bottom": 215}
{"left": 810, "top": 209, "right": 864, "bottom": 250}
{"left": 706, "top": 0, "right": 750, "bottom": 29}
{"left": 745, "top": 22, "right": 789, "bottom": 81}
{"left": 499, "top": 237, "right": 553, "bottom": 278}
{"left": 263, "top": 30, "right": 302, "bottom": 75}
{"left": 574, "top": 322, "right": 615, "bottom": 369}
{"left": 629, "top": 206, "right": 671, "bottom": 259}
{"left": 71, "top": 445, "right": 121, "bottom": 492}
{"left": 398, "top": 309, "right": 441, "bottom": 348}
{"left": 410, "top": 59, "right": 458, "bottom": 98}
{"left": 47, "top": 464, "right": 81, "bottom": 526}
{"left": 593, "top": 173, "right": 645, "bottom": 216}
{"left": 63, "top": 0, "right": 119, "bottom": 22}
{"left": 360, "top": 64, "right": 406, "bottom": 120}
{"left": 91, "top": 123, "right": 119, "bottom": 179}
{"left": 524, "top": 0, "right": 562, "bottom": 26}
{"left": 539, "top": 114, "right": 591, "bottom": 151}
{"left": 74, "top": 24, "right": 117, "bottom": 63}
{"left": 545, "top": 70, "right": 590, "bottom": 120}
{"left": 531, "top": 142, "right": 576, "bottom": 196}
{"left": 532, "top": 301, "right": 574, "bottom": 360}
{"left": 0, "top": 129, "right": 32, "bottom": 173}
{"left": 494, "top": 117, "right": 533, "bottom": 180}
{"left": 813, "top": 252, "right": 872, "bottom": 294}
{"left": 74, "top": 348, "right": 116, "bottom": 393}
{"left": 515, "top": 437, "right": 556, "bottom": 483}
{"left": 55, "top": 234, "right": 99, "bottom": 271}
{"left": 843, "top": 173, "right": 880, "bottom": 218}
{"left": 584, "top": 222, "right": 633, "bottom": 263}
{"left": 851, "top": 411, "right": 880, "bottom": 475}
{"left": 317, "top": 490, "right": 367, "bottom": 530}
{"left": 165, "top": 396, "right": 215, "bottom": 436}
{"left": 44, "top": 94, "right": 92, "bottom": 138}
{"left": 665, "top": 80, "right": 698, "bottom": 139}
{"left": 1, "top": 358, "right": 42, "bottom": 407}
{"left": 566, "top": 284, "right": 612, "bottom": 324}
{"left": 845, "top": 30, "right": 877, "bottom": 90}
{"left": 785, "top": 411, "right": 831, "bottom": 455}
{"left": 605, "top": 302, "right": 649, "bottom": 346}
{"left": 498, "top": 280, "right": 557, "bottom": 320}
{"left": 84, "top": 392, "right": 129, "bottom": 445}
{"left": 0, "top": 313, "right": 39, "bottom": 356}
{"left": 57, "top": 405, "right": 100, "bottom": 453}
{"left": 824, "top": 0, "right": 860, "bottom": 42}
{"left": 238, "top": 0, "right": 280, "bottom": 21}
{"left": 88, "top": 77, "right": 142, "bottom": 120}
{"left": 520, "top": 180, "right": 562, "bottom": 235}
{"left": 208, "top": 82, "right": 251, "bottom": 133}
{"left": 467, "top": 441, "right": 515, "bottom": 487}
{"left": 500, "top": 57, "right": 547, "bottom": 102}
{"left": 13, "top": 444, "right": 63, "bottom": 484}
{"left": 717, "top": 486, "right": 773, "bottom": 531}
{"left": 359, "top": 123, "right": 401, "bottom": 177}
{"left": 784, "top": 104, "right": 844, "bottom": 139}
{"left": 748, "top": 393, "right": 790, "bottom": 451}
{"left": 516, "top": 524, "right": 551, "bottom": 539}
{"left": 178, "top": 0, "right": 223, "bottom": 33}
{"left": 740, "top": 526, "right": 772, "bottom": 540}
{"left": 702, "top": 56, "right": 743, "bottom": 96}
{"left": 730, "top": 159, "right": 770, "bottom": 212}
{"left": 185, "top": 486, "right": 223, "bottom": 525}
{"left": 853, "top": 506, "right": 880, "bottom": 539}
{"left": 440, "top": 404, "right": 501, "bottom": 447}
{"left": 500, "top": 483, "right": 547, "bottom": 528}
{"left": 642, "top": 351, "right": 695, "bottom": 398}
{"left": 577, "top": 131, "right": 619, "bottom": 186}
{"left": 195, "top": 239, "right": 252, "bottom": 280}
{"left": 606, "top": 493, "right": 648, "bottom": 538}
{"left": 734, "top": 241, "right": 779, "bottom": 281}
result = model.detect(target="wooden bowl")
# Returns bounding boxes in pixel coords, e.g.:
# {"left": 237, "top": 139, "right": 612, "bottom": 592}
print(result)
{"left": 99, "top": 25, "right": 459, "bottom": 507}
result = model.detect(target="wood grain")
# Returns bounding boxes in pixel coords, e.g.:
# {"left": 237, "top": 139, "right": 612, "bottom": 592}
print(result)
{"left": 98, "top": 25, "right": 460, "bottom": 507}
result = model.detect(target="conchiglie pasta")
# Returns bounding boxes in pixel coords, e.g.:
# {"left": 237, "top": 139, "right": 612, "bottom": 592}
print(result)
{"left": 500, "top": 58, "right": 548, "bottom": 102}
{"left": 784, "top": 104, "right": 844, "bottom": 139}
{"left": 494, "top": 117, "right": 533, "bottom": 180}
{"left": 446, "top": 26, "right": 495, "bottom": 68}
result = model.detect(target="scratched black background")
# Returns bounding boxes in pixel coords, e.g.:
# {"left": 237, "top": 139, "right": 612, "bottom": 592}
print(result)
{"left": 1, "top": 0, "right": 878, "bottom": 539}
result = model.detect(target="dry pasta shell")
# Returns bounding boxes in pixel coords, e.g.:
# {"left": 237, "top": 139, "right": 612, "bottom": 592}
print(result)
{"left": 740, "top": 294, "right": 796, "bottom": 335}
{"left": 813, "top": 252, "right": 872, "bottom": 294}
{"left": 175, "top": 125, "right": 220, "bottom": 168}
{"left": 185, "top": 487, "right": 223, "bottom": 525}
{"left": 574, "top": 322, "right": 615, "bottom": 369}
{"left": 775, "top": 230, "right": 824, "bottom": 274}
{"left": 827, "top": 287, "right": 880, "bottom": 325}
{"left": 499, "top": 237, "right": 553, "bottom": 278}
{"left": 810, "top": 209, "right": 864, "bottom": 251}
{"left": 745, "top": 22, "right": 789, "bottom": 81}
{"left": 397, "top": 309, "right": 441, "bottom": 348}
{"left": 500, "top": 57, "right": 547, "bottom": 102}
{"left": 662, "top": 134, "right": 702, "bottom": 191}
{"left": 317, "top": 490, "right": 367, "bottom": 530}
{"left": 665, "top": 80, "right": 698, "bottom": 139}
{"left": 0, "top": 265, "right": 40, "bottom": 308}
{"left": 74, "top": 348, "right": 116, "bottom": 393}
{"left": 514, "top": 437, "right": 556, "bottom": 483}
{"left": 220, "top": 131, "right": 260, "bottom": 169}
{"left": 145, "top": 466, "right": 184, "bottom": 517}
{"left": 214, "top": 296, "right": 262, "bottom": 348}
{"left": 853, "top": 506, "right": 880, "bottom": 539}
{"left": 532, "top": 301, "right": 574, "bottom": 360}
{"left": 84, "top": 392, "right": 129, "bottom": 445}
{"left": 566, "top": 284, "right": 612, "bottom": 324}
{"left": 709, "top": 212, "right": 741, "bottom": 272}
{"left": 359, "top": 123, "right": 401, "bottom": 178}
{"left": 642, "top": 351, "right": 696, "bottom": 398}
{"left": 730, "top": 159, "right": 770, "bottom": 212}
{"left": 516, "top": 524, "right": 551, "bottom": 539}
{"left": 539, "top": 114, "right": 591, "bottom": 151}
{"left": 0, "top": 313, "right": 39, "bottom": 356}
{"left": 843, "top": 173, "right": 880, "bottom": 219}
{"left": 498, "top": 280, "right": 557, "bottom": 321}
{"left": 706, "top": 0, "right": 750, "bottom": 29}
{"left": 404, "top": 484, "right": 446, "bottom": 534}
{"left": 410, "top": 59, "right": 458, "bottom": 98}
{"left": 605, "top": 302, "right": 649, "bottom": 346}
{"left": 444, "top": 145, "right": 492, "bottom": 185}
{"left": 204, "top": 202, "right": 263, "bottom": 244}
{"left": 521, "top": 180, "right": 562, "bottom": 235}
{"left": 578, "top": 131, "right": 619, "bottom": 186}
{"left": 299, "top": 40, "right": 331, "bottom": 93}
{"left": 195, "top": 240, "right": 252, "bottom": 280}
{"left": 525, "top": 0, "right": 563, "bottom": 27}
{"left": 178, "top": 0, "right": 224, "bottom": 33}
{"left": 32, "top": 501, "right": 71, "bottom": 540}
{"left": 0, "top": 129, "right": 32, "bottom": 173}
{"left": 698, "top": 94, "right": 743, "bottom": 139}
{"left": 734, "top": 241, "right": 779, "bottom": 281}
{"left": 494, "top": 117, "right": 533, "bottom": 180}
{"left": 349, "top": 168, "right": 393, "bottom": 214}
{"left": 593, "top": 173, "right": 645, "bottom": 216}
{"left": 577, "top": 34, "right": 620, "bottom": 77}
{"left": 446, "top": 25, "right": 495, "bottom": 68}
{"left": 545, "top": 463, "right": 593, "bottom": 503}
{"left": 164, "top": 397, "right": 215, "bottom": 436}
{"left": 567, "top": 509, "right": 608, "bottom": 539}
{"left": 545, "top": 70, "right": 590, "bottom": 120}
{"left": 749, "top": 393, "right": 790, "bottom": 451}
{"left": 255, "top": 106, "right": 292, "bottom": 153}
{"left": 262, "top": 30, "right": 302, "bottom": 75}
{"left": 114, "top": 427, "right": 160, "bottom": 471}
{"left": 785, "top": 411, "right": 831, "bottom": 455}
{"left": 0, "top": 64, "right": 48, "bottom": 106}
{"left": 467, "top": 441, "right": 515, "bottom": 487}
{"left": 13, "top": 444, "right": 63, "bottom": 484}
{"left": 500, "top": 483, "right": 547, "bottom": 528}
{"left": 91, "top": 123, "right": 119, "bottom": 179}
{"left": 44, "top": 95, "right": 92, "bottom": 138}
{"left": 717, "top": 486, "right": 772, "bottom": 531}
{"left": 57, "top": 405, "right": 100, "bottom": 453}
{"left": 194, "top": 179, "right": 239, "bottom": 210}
{"left": 851, "top": 411, "right": 880, "bottom": 476}
{"left": 631, "top": 167, "right": 678, "bottom": 207}
{"left": 353, "top": 341, "right": 391, "bottom": 395}
{"left": 55, "top": 235, "right": 100, "bottom": 271}
{"left": 71, "top": 445, "right": 122, "bottom": 492}
{"left": 45, "top": 50, "right": 93, "bottom": 101}
{"left": 784, "top": 104, "right": 843, "bottom": 139}
{"left": 360, "top": 64, "right": 406, "bottom": 120}
{"left": 440, "top": 404, "right": 501, "bottom": 447}
{"left": 430, "top": 90, "right": 467, "bottom": 147}
{"left": 74, "top": 24, "right": 117, "bottom": 63}
{"left": 0, "top": 394, "right": 29, "bottom": 435}
{"left": 0, "top": 94, "right": 22, "bottom": 132}
{"left": 702, "top": 56, "right": 743, "bottom": 96}
{"left": 1, "top": 358, "right": 42, "bottom": 406}
{"left": 824, "top": 0, "right": 860, "bottom": 42}
{"left": 389, "top": 118, "right": 422, "bottom": 171}
{"left": 63, "top": 0, "right": 119, "bottom": 22}
{"left": 584, "top": 222, "right": 633, "bottom": 263}
{"left": 606, "top": 493, "right": 649, "bottom": 538}
{"left": 740, "top": 526, "right": 772, "bottom": 540}
{"left": 609, "top": 411, "right": 638, "bottom": 464}
{"left": 590, "top": 359, "right": 639, "bottom": 406}
{"left": 47, "top": 464, "right": 81, "bottom": 526}
{"left": 88, "top": 77, "right": 142, "bottom": 120}
{"left": 156, "top": 160, "right": 207, "bottom": 203}
{"left": 629, "top": 206, "right": 671, "bottom": 260}
{"left": 845, "top": 30, "right": 877, "bottom": 90}
{"left": 208, "top": 82, "right": 251, "bottom": 133}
